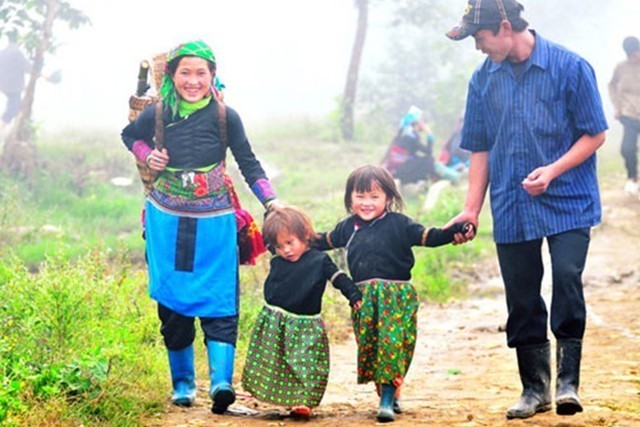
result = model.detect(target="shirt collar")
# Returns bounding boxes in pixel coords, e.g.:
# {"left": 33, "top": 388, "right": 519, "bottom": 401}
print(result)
{"left": 487, "top": 30, "right": 548, "bottom": 74}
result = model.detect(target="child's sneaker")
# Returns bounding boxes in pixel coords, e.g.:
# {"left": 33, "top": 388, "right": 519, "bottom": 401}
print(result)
{"left": 624, "top": 179, "right": 639, "bottom": 195}
{"left": 393, "top": 398, "right": 403, "bottom": 414}
{"left": 291, "top": 405, "right": 312, "bottom": 420}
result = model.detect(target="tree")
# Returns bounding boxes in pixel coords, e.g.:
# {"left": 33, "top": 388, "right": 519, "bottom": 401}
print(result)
{"left": 0, "top": 0, "right": 89, "bottom": 177}
{"left": 358, "top": 0, "right": 477, "bottom": 143}
{"left": 340, "top": 0, "right": 368, "bottom": 141}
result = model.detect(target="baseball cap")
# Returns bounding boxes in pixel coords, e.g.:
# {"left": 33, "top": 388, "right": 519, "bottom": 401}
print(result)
{"left": 446, "top": 0, "right": 523, "bottom": 41}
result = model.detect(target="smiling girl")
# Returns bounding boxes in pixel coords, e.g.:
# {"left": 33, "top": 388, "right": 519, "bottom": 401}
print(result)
{"left": 315, "top": 164, "right": 473, "bottom": 422}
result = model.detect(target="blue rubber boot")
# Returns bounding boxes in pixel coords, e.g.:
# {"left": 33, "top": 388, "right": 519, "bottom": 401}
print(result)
{"left": 377, "top": 383, "right": 396, "bottom": 422}
{"left": 167, "top": 345, "right": 197, "bottom": 407}
{"left": 206, "top": 340, "right": 236, "bottom": 414}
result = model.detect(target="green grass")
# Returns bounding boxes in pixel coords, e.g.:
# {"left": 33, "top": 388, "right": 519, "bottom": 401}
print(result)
{"left": 0, "top": 121, "right": 492, "bottom": 425}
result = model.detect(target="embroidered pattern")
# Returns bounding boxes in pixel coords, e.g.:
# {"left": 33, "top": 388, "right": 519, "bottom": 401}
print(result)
{"left": 150, "top": 163, "right": 234, "bottom": 214}
{"left": 351, "top": 279, "right": 418, "bottom": 384}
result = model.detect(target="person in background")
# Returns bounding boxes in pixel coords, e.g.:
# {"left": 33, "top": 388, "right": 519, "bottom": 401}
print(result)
{"left": 0, "top": 33, "right": 30, "bottom": 130}
{"left": 438, "top": 116, "right": 470, "bottom": 175}
{"left": 120, "top": 40, "right": 278, "bottom": 415}
{"left": 315, "top": 164, "right": 472, "bottom": 423}
{"left": 608, "top": 36, "right": 640, "bottom": 196}
{"left": 445, "top": 0, "right": 607, "bottom": 420}
{"left": 242, "top": 206, "right": 362, "bottom": 420}
{"left": 382, "top": 105, "right": 437, "bottom": 186}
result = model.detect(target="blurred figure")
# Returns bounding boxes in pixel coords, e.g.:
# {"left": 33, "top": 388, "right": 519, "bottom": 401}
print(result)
{"left": 0, "top": 33, "right": 30, "bottom": 130}
{"left": 381, "top": 105, "right": 436, "bottom": 187}
{"left": 381, "top": 106, "right": 463, "bottom": 192}
{"left": 446, "top": 0, "right": 607, "bottom": 420}
{"left": 608, "top": 36, "right": 640, "bottom": 196}
{"left": 438, "top": 116, "right": 470, "bottom": 175}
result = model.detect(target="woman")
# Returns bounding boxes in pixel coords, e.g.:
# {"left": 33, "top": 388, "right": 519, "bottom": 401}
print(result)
{"left": 121, "top": 40, "right": 278, "bottom": 414}
{"left": 381, "top": 106, "right": 436, "bottom": 185}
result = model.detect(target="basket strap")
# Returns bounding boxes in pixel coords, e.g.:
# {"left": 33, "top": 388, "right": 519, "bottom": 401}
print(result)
{"left": 154, "top": 101, "right": 164, "bottom": 150}
{"left": 216, "top": 98, "right": 227, "bottom": 151}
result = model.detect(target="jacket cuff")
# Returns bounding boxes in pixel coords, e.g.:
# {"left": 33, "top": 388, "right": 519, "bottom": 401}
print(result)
{"left": 251, "top": 178, "right": 277, "bottom": 207}
{"left": 132, "top": 140, "right": 153, "bottom": 164}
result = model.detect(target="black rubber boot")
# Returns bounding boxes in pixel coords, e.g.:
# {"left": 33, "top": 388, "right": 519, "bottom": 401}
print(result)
{"left": 506, "top": 342, "right": 552, "bottom": 419}
{"left": 556, "top": 338, "right": 583, "bottom": 416}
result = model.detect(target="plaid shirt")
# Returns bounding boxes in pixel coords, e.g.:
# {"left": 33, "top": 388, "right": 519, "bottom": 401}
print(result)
{"left": 461, "top": 32, "right": 608, "bottom": 244}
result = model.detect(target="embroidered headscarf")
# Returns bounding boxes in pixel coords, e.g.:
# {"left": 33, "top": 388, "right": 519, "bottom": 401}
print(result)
{"left": 398, "top": 105, "right": 423, "bottom": 129}
{"left": 159, "top": 40, "right": 217, "bottom": 117}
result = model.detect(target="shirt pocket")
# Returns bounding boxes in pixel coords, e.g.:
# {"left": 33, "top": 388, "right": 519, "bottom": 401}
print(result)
{"left": 532, "top": 98, "right": 566, "bottom": 137}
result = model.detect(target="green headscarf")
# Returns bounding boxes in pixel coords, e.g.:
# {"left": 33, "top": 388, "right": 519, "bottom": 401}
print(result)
{"left": 159, "top": 40, "right": 217, "bottom": 117}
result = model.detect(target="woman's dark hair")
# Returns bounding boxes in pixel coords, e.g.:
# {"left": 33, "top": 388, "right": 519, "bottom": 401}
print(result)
{"left": 262, "top": 206, "right": 316, "bottom": 247}
{"left": 167, "top": 55, "right": 216, "bottom": 76}
{"left": 344, "top": 164, "right": 404, "bottom": 213}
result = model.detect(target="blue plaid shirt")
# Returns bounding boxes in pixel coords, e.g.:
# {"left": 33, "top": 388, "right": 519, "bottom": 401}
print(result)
{"left": 461, "top": 32, "right": 608, "bottom": 244}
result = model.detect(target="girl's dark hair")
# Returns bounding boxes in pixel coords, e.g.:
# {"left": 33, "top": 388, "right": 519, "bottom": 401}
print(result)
{"left": 167, "top": 55, "right": 216, "bottom": 76}
{"left": 344, "top": 164, "right": 404, "bottom": 213}
{"left": 262, "top": 206, "right": 316, "bottom": 247}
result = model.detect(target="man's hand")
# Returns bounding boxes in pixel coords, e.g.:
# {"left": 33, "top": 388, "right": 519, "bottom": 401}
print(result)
{"left": 444, "top": 212, "right": 478, "bottom": 245}
{"left": 522, "top": 166, "right": 554, "bottom": 196}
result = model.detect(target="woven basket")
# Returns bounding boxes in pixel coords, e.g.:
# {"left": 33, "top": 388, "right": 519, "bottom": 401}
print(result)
{"left": 151, "top": 52, "right": 167, "bottom": 93}
{"left": 128, "top": 95, "right": 156, "bottom": 122}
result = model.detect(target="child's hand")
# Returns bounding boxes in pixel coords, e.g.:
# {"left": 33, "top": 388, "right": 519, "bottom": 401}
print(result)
{"left": 352, "top": 300, "right": 363, "bottom": 311}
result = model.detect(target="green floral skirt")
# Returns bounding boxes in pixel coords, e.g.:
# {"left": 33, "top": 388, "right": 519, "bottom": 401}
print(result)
{"left": 241, "top": 304, "right": 329, "bottom": 407}
{"left": 352, "top": 279, "right": 419, "bottom": 384}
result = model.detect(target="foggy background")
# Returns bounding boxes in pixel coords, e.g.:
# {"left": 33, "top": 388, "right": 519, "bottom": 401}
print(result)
{"left": 6, "top": 0, "right": 640, "bottom": 132}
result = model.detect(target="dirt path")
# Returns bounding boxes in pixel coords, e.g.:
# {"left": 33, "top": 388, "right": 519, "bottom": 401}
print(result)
{"left": 152, "top": 185, "right": 640, "bottom": 427}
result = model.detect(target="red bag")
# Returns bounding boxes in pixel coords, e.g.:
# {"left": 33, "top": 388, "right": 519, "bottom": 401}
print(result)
{"left": 224, "top": 173, "right": 267, "bottom": 265}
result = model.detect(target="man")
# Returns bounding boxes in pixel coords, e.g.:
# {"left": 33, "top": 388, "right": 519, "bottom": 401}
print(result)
{"left": 445, "top": 0, "right": 607, "bottom": 420}
{"left": 0, "top": 33, "right": 30, "bottom": 130}
{"left": 608, "top": 36, "right": 640, "bottom": 197}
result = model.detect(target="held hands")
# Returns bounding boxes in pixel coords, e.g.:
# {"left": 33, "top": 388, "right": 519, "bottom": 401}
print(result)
{"left": 444, "top": 212, "right": 478, "bottom": 245}
{"left": 265, "top": 199, "right": 283, "bottom": 212}
{"left": 146, "top": 148, "right": 169, "bottom": 171}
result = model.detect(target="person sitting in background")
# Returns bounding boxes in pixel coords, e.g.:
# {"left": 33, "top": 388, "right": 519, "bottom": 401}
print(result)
{"left": 381, "top": 106, "right": 436, "bottom": 186}
{"left": 438, "top": 117, "right": 470, "bottom": 175}
{"left": 382, "top": 106, "right": 463, "bottom": 189}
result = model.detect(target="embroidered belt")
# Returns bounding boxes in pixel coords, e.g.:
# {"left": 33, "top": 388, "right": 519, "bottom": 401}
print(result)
{"left": 149, "top": 162, "right": 234, "bottom": 214}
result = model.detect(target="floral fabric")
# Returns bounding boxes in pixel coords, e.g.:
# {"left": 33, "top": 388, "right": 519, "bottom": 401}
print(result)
{"left": 351, "top": 279, "right": 418, "bottom": 384}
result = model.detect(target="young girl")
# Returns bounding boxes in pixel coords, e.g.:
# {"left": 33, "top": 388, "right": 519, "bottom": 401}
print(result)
{"left": 242, "top": 206, "right": 362, "bottom": 419}
{"left": 315, "top": 164, "right": 472, "bottom": 422}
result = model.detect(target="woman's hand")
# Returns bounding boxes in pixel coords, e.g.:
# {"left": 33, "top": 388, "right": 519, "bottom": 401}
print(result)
{"left": 265, "top": 199, "right": 283, "bottom": 212}
{"left": 352, "top": 300, "right": 363, "bottom": 311}
{"left": 146, "top": 148, "right": 169, "bottom": 171}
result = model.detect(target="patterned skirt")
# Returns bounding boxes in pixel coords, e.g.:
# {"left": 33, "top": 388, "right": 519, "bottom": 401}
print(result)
{"left": 241, "top": 304, "right": 329, "bottom": 407}
{"left": 352, "top": 279, "right": 419, "bottom": 384}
